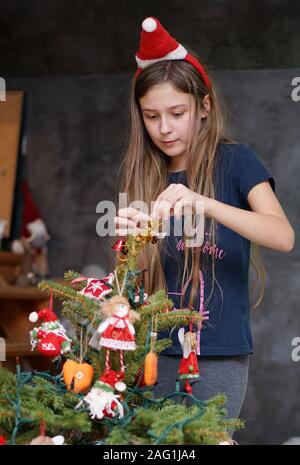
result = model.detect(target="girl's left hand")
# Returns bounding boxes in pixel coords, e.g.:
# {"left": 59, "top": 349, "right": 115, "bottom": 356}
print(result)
{"left": 151, "top": 183, "right": 211, "bottom": 220}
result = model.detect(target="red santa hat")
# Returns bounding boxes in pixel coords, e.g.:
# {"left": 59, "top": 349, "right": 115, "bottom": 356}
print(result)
{"left": 97, "top": 369, "right": 127, "bottom": 393}
{"left": 29, "top": 307, "right": 58, "bottom": 324}
{"left": 135, "top": 17, "right": 211, "bottom": 89}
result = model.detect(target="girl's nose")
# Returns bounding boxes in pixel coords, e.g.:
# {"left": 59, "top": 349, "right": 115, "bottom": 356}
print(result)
{"left": 160, "top": 117, "right": 172, "bottom": 134}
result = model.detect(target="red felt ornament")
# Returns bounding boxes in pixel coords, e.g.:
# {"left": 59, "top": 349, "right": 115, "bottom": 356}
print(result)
{"left": 73, "top": 272, "right": 114, "bottom": 301}
{"left": 112, "top": 239, "right": 128, "bottom": 254}
{"left": 36, "top": 332, "right": 62, "bottom": 358}
{"left": 29, "top": 292, "right": 72, "bottom": 357}
{"left": 177, "top": 327, "right": 200, "bottom": 395}
{"left": 112, "top": 239, "right": 128, "bottom": 262}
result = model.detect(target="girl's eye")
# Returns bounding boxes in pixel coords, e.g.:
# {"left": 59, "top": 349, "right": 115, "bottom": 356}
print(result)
{"left": 146, "top": 113, "right": 184, "bottom": 119}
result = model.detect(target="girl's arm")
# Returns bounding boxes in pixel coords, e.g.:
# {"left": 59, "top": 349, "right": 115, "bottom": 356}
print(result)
{"left": 206, "top": 181, "right": 295, "bottom": 253}
{"left": 151, "top": 182, "right": 294, "bottom": 253}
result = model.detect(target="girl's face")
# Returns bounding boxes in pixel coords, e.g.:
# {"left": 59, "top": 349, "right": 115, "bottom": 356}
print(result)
{"left": 139, "top": 81, "right": 209, "bottom": 171}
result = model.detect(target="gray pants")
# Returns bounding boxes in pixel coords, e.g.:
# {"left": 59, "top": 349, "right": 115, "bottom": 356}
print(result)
{"left": 152, "top": 355, "right": 249, "bottom": 422}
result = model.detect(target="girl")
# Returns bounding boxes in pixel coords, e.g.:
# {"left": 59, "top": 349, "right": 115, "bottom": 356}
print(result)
{"left": 113, "top": 17, "right": 295, "bottom": 430}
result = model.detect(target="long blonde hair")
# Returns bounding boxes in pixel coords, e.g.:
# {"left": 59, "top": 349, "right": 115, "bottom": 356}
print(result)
{"left": 116, "top": 57, "right": 265, "bottom": 311}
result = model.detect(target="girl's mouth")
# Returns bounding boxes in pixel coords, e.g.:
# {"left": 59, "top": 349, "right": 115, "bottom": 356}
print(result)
{"left": 163, "top": 140, "right": 178, "bottom": 145}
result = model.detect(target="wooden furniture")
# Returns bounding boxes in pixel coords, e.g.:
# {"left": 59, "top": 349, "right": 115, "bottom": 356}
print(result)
{"left": 0, "top": 251, "right": 49, "bottom": 372}
{"left": 0, "top": 91, "right": 24, "bottom": 238}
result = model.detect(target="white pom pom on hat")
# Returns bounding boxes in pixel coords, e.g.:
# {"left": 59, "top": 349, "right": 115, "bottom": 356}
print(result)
{"left": 142, "top": 17, "right": 157, "bottom": 33}
{"left": 29, "top": 311, "right": 38, "bottom": 323}
{"left": 114, "top": 381, "right": 127, "bottom": 392}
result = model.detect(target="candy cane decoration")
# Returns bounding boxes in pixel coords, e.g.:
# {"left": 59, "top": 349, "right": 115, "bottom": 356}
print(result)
{"left": 119, "top": 350, "right": 125, "bottom": 373}
{"left": 105, "top": 349, "right": 111, "bottom": 371}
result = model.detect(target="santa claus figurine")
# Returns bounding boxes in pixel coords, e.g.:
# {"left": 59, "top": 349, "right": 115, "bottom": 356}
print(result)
{"left": 29, "top": 306, "right": 72, "bottom": 358}
{"left": 76, "top": 369, "right": 126, "bottom": 420}
{"left": 177, "top": 327, "right": 200, "bottom": 394}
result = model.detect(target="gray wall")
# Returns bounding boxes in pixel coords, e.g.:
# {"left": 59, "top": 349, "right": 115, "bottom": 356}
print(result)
{"left": 2, "top": 0, "right": 300, "bottom": 445}
{"left": 1, "top": 0, "right": 300, "bottom": 76}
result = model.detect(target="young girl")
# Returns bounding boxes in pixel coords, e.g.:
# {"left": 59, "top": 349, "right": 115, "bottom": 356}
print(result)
{"left": 114, "top": 17, "right": 295, "bottom": 428}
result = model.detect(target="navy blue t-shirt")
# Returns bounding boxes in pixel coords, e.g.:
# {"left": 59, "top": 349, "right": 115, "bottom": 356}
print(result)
{"left": 159, "top": 142, "right": 275, "bottom": 356}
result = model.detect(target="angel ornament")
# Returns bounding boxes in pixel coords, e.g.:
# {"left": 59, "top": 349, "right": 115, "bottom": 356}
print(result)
{"left": 89, "top": 295, "right": 140, "bottom": 373}
{"left": 177, "top": 327, "right": 200, "bottom": 394}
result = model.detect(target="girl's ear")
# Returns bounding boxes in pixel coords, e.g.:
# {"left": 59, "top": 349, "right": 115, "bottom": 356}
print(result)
{"left": 200, "top": 94, "right": 211, "bottom": 119}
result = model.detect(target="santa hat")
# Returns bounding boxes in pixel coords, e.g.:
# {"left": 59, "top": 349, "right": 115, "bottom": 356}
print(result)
{"left": 97, "top": 369, "right": 127, "bottom": 393}
{"left": 29, "top": 307, "right": 58, "bottom": 324}
{"left": 135, "top": 17, "right": 211, "bottom": 89}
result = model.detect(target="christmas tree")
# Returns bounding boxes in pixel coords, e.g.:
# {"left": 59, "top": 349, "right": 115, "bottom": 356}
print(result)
{"left": 0, "top": 220, "right": 243, "bottom": 445}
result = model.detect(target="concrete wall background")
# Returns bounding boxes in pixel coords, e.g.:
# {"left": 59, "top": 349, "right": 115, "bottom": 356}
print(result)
{"left": 1, "top": 0, "right": 300, "bottom": 76}
{"left": 1, "top": 0, "right": 299, "bottom": 445}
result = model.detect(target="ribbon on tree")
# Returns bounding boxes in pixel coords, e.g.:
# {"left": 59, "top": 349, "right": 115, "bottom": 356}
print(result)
{"left": 169, "top": 270, "right": 209, "bottom": 355}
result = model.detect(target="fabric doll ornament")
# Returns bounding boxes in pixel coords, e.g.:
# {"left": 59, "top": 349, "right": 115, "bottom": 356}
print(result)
{"left": 134, "top": 16, "right": 212, "bottom": 89}
{"left": 89, "top": 295, "right": 140, "bottom": 373}
{"left": 76, "top": 369, "right": 126, "bottom": 420}
{"left": 177, "top": 327, "right": 200, "bottom": 394}
{"left": 29, "top": 292, "right": 72, "bottom": 357}
{"left": 98, "top": 295, "right": 140, "bottom": 351}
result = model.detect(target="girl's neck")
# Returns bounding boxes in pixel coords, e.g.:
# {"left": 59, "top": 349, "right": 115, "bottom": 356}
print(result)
{"left": 168, "top": 168, "right": 186, "bottom": 173}
{"left": 168, "top": 158, "right": 187, "bottom": 173}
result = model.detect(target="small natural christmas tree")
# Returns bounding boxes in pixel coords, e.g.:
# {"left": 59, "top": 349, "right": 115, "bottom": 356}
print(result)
{"left": 0, "top": 221, "right": 243, "bottom": 445}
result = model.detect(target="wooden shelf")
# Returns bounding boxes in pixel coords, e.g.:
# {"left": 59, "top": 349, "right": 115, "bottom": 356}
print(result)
{"left": 6, "top": 342, "right": 34, "bottom": 357}
{"left": 0, "top": 251, "right": 24, "bottom": 266}
{"left": 0, "top": 251, "right": 24, "bottom": 286}
{"left": 0, "top": 251, "right": 59, "bottom": 371}
{"left": 0, "top": 284, "right": 48, "bottom": 300}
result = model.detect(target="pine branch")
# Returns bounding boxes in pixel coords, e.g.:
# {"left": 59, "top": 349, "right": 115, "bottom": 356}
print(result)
{"left": 38, "top": 280, "right": 100, "bottom": 321}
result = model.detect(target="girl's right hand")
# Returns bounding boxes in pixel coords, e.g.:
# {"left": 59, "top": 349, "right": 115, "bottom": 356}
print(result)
{"left": 114, "top": 207, "right": 152, "bottom": 236}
